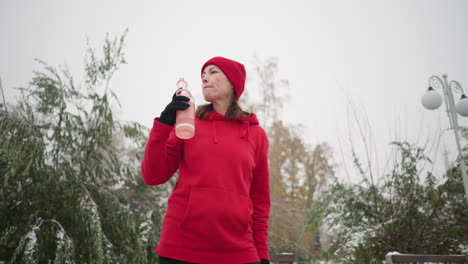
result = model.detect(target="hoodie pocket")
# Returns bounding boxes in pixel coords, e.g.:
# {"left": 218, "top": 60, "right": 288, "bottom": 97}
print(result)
{"left": 180, "top": 187, "right": 253, "bottom": 249}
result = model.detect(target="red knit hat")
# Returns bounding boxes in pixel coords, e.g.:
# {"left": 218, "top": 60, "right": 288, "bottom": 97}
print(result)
{"left": 201, "top": 56, "right": 246, "bottom": 99}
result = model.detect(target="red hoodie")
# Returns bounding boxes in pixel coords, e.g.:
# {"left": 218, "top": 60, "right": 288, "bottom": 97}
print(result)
{"left": 141, "top": 111, "right": 270, "bottom": 264}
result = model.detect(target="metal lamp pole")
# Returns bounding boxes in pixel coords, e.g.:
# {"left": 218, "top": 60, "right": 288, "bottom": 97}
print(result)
{"left": 423, "top": 74, "right": 468, "bottom": 205}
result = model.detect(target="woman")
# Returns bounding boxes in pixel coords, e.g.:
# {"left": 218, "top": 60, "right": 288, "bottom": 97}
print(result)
{"left": 141, "top": 56, "right": 271, "bottom": 264}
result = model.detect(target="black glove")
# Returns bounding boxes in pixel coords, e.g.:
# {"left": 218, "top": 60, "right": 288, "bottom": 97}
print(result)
{"left": 158, "top": 93, "right": 190, "bottom": 126}
{"left": 260, "top": 259, "right": 270, "bottom": 264}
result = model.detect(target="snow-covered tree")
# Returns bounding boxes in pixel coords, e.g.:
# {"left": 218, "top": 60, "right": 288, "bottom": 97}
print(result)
{"left": 0, "top": 31, "right": 164, "bottom": 263}
{"left": 306, "top": 141, "right": 468, "bottom": 263}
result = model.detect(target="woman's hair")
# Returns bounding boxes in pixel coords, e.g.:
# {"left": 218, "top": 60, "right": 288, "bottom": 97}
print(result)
{"left": 196, "top": 93, "right": 252, "bottom": 120}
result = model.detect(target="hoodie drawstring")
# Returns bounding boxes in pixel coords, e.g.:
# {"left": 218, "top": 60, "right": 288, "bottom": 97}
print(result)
{"left": 240, "top": 121, "right": 250, "bottom": 140}
{"left": 211, "top": 119, "right": 218, "bottom": 144}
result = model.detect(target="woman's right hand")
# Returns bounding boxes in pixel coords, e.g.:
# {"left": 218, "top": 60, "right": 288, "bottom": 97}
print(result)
{"left": 158, "top": 93, "right": 190, "bottom": 126}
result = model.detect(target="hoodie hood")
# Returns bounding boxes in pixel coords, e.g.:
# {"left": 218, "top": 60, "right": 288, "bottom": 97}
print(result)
{"left": 205, "top": 111, "right": 259, "bottom": 143}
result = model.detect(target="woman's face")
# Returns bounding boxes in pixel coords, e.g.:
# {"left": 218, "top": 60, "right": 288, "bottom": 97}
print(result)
{"left": 201, "top": 65, "right": 234, "bottom": 103}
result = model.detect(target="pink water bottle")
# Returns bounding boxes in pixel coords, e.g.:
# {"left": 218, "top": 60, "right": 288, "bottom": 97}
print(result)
{"left": 175, "top": 78, "right": 195, "bottom": 139}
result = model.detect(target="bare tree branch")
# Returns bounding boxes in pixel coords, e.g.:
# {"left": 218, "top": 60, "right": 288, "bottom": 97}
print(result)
{"left": 0, "top": 77, "right": 8, "bottom": 112}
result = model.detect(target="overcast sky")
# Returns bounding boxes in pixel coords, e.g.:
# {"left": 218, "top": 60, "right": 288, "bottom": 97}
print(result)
{"left": 1, "top": 0, "right": 468, "bottom": 183}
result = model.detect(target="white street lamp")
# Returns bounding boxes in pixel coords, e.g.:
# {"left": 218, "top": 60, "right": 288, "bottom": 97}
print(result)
{"left": 455, "top": 95, "right": 468, "bottom": 116}
{"left": 421, "top": 74, "right": 468, "bottom": 205}
{"left": 421, "top": 87, "right": 442, "bottom": 110}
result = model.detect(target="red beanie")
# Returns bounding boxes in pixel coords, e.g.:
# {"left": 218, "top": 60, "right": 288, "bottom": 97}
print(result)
{"left": 201, "top": 56, "right": 246, "bottom": 99}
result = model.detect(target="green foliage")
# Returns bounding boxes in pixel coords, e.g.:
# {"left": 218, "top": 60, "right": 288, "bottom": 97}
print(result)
{"left": 0, "top": 31, "right": 162, "bottom": 263}
{"left": 306, "top": 141, "right": 468, "bottom": 263}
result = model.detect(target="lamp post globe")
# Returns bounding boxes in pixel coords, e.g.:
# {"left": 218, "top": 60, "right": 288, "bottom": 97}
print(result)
{"left": 455, "top": 94, "right": 468, "bottom": 116}
{"left": 421, "top": 87, "right": 443, "bottom": 110}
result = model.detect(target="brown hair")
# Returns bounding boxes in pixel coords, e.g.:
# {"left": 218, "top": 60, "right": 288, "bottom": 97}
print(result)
{"left": 196, "top": 93, "right": 252, "bottom": 120}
